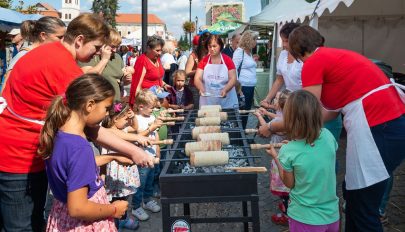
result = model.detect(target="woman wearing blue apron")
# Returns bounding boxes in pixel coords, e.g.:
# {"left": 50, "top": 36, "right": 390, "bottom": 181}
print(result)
{"left": 287, "top": 26, "right": 405, "bottom": 232}
{"left": 194, "top": 34, "right": 238, "bottom": 109}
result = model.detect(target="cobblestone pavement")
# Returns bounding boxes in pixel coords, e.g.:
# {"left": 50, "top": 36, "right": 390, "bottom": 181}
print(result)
{"left": 125, "top": 116, "right": 405, "bottom": 232}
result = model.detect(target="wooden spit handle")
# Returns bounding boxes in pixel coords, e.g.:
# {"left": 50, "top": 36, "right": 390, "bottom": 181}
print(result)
{"left": 239, "top": 109, "right": 256, "bottom": 114}
{"left": 245, "top": 128, "right": 258, "bottom": 134}
{"left": 225, "top": 167, "right": 267, "bottom": 173}
{"left": 151, "top": 139, "right": 174, "bottom": 145}
{"left": 158, "top": 116, "right": 185, "bottom": 121}
{"left": 250, "top": 143, "right": 284, "bottom": 149}
{"left": 165, "top": 109, "right": 184, "bottom": 113}
{"left": 149, "top": 121, "right": 176, "bottom": 126}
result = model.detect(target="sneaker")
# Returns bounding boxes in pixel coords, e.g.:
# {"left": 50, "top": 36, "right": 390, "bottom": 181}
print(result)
{"left": 118, "top": 218, "right": 139, "bottom": 230}
{"left": 143, "top": 200, "right": 161, "bottom": 213}
{"left": 132, "top": 207, "right": 150, "bottom": 221}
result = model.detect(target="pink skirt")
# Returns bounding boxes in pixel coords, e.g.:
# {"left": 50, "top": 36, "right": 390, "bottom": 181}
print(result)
{"left": 46, "top": 187, "right": 117, "bottom": 232}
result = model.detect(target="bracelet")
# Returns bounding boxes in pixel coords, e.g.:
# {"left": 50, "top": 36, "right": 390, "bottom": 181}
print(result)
{"left": 268, "top": 121, "right": 274, "bottom": 133}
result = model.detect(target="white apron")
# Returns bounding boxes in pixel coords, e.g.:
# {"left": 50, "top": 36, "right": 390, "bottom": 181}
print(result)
{"left": 0, "top": 97, "right": 45, "bottom": 125}
{"left": 199, "top": 55, "right": 238, "bottom": 109}
{"left": 327, "top": 79, "right": 405, "bottom": 190}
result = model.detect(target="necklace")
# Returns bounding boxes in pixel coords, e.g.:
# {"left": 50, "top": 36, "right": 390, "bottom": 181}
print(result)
{"left": 147, "top": 56, "right": 159, "bottom": 67}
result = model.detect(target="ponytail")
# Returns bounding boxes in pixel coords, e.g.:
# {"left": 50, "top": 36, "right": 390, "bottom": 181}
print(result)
{"left": 38, "top": 96, "right": 71, "bottom": 159}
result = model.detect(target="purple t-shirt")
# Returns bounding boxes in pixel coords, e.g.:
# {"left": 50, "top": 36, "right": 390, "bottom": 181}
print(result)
{"left": 45, "top": 131, "right": 103, "bottom": 203}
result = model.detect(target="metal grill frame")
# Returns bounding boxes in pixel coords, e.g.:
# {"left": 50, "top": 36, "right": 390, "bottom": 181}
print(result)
{"left": 160, "top": 109, "right": 260, "bottom": 232}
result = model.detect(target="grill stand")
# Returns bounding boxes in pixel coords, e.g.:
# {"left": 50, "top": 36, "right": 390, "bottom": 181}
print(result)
{"left": 160, "top": 109, "right": 260, "bottom": 232}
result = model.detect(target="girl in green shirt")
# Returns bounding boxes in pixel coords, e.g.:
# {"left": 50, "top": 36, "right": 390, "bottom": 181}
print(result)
{"left": 267, "top": 90, "right": 340, "bottom": 232}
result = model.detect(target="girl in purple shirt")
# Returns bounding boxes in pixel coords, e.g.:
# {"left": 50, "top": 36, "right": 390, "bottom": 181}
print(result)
{"left": 38, "top": 74, "right": 133, "bottom": 231}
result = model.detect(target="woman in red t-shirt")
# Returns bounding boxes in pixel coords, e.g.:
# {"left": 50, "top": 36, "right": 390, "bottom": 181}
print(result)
{"left": 0, "top": 14, "right": 153, "bottom": 231}
{"left": 287, "top": 26, "right": 405, "bottom": 231}
{"left": 128, "top": 35, "right": 168, "bottom": 107}
{"left": 194, "top": 34, "right": 238, "bottom": 109}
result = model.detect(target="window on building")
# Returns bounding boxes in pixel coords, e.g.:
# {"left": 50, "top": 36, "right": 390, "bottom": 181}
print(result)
{"left": 65, "top": 0, "right": 67, "bottom": 3}
{"left": 119, "top": 31, "right": 121, "bottom": 36}
{"left": 69, "top": 14, "right": 71, "bottom": 19}
{"left": 65, "top": 13, "right": 68, "bottom": 19}
{"left": 69, "top": 0, "right": 71, "bottom": 3}
{"left": 128, "top": 31, "right": 130, "bottom": 35}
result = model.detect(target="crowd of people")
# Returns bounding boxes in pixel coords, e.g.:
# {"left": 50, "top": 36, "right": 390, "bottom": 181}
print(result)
{"left": 0, "top": 12, "right": 404, "bottom": 232}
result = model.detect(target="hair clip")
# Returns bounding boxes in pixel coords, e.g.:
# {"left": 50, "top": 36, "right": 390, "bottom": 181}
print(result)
{"left": 113, "top": 103, "right": 123, "bottom": 113}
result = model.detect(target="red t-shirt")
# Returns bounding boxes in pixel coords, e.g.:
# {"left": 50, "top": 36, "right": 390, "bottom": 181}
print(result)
{"left": 129, "top": 54, "right": 164, "bottom": 106}
{"left": 197, "top": 54, "right": 236, "bottom": 70}
{"left": 0, "top": 42, "right": 83, "bottom": 173}
{"left": 302, "top": 47, "right": 405, "bottom": 127}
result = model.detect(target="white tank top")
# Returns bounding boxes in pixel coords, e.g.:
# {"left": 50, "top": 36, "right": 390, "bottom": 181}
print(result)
{"left": 135, "top": 114, "right": 157, "bottom": 156}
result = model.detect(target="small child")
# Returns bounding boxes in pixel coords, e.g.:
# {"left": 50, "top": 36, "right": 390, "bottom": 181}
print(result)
{"left": 101, "top": 102, "right": 144, "bottom": 230}
{"left": 130, "top": 89, "right": 162, "bottom": 221}
{"left": 167, "top": 70, "right": 194, "bottom": 110}
{"left": 38, "top": 74, "right": 129, "bottom": 231}
{"left": 254, "top": 89, "right": 291, "bottom": 225}
{"left": 267, "top": 90, "right": 339, "bottom": 232}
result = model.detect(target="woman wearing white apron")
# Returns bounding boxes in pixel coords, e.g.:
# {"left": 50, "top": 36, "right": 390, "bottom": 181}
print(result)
{"left": 287, "top": 26, "right": 405, "bottom": 232}
{"left": 194, "top": 34, "right": 238, "bottom": 109}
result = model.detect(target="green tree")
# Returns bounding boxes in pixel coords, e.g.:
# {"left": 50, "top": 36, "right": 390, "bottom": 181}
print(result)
{"left": 25, "top": 4, "right": 38, "bottom": 14}
{"left": 91, "top": 0, "right": 119, "bottom": 27}
{"left": 0, "top": 0, "right": 13, "bottom": 8}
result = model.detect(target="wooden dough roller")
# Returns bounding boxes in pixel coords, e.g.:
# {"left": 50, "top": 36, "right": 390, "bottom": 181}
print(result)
{"left": 195, "top": 117, "right": 221, "bottom": 126}
{"left": 198, "top": 132, "right": 230, "bottom": 145}
{"left": 239, "top": 109, "right": 256, "bottom": 114}
{"left": 245, "top": 128, "right": 258, "bottom": 134}
{"left": 185, "top": 140, "right": 222, "bottom": 156}
{"left": 191, "top": 126, "right": 221, "bottom": 139}
{"left": 190, "top": 151, "right": 229, "bottom": 167}
{"left": 197, "top": 111, "right": 227, "bottom": 120}
{"left": 200, "top": 105, "right": 222, "bottom": 111}
{"left": 149, "top": 121, "right": 176, "bottom": 126}
{"left": 150, "top": 139, "right": 173, "bottom": 145}
{"left": 158, "top": 116, "right": 185, "bottom": 121}
{"left": 250, "top": 143, "right": 283, "bottom": 149}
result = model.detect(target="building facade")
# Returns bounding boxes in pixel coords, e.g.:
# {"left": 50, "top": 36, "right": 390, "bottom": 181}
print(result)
{"left": 115, "top": 14, "right": 167, "bottom": 40}
{"left": 60, "top": 0, "right": 80, "bottom": 23}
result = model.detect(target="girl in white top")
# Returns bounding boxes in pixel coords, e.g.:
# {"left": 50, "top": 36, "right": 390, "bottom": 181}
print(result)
{"left": 261, "top": 23, "right": 302, "bottom": 108}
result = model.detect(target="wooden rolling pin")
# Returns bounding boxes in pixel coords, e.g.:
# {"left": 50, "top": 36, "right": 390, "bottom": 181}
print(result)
{"left": 148, "top": 121, "right": 176, "bottom": 126}
{"left": 250, "top": 143, "right": 284, "bottom": 149}
{"left": 158, "top": 116, "right": 185, "bottom": 121}
{"left": 245, "top": 128, "right": 258, "bottom": 134}
{"left": 185, "top": 140, "right": 222, "bottom": 156}
{"left": 190, "top": 151, "right": 229, "bottom": 167}
{"left": 198, "top": 132, "right": 230, "bottom": 145}
{"left": 197, "top": 111, "right": 227, "bottom": 121}
{"left": 239, "top": 109, "right": 256, "bottom": 114}
{"left": 150, "top": 139, "right": 173, "bottom": 145}
{"left": 200, "top": 105, "right": 222, "bottom": 111}
{"left": 195, "top": 116, "right": 221, "bottom": 126}
{"left": 225, "top": 167, "right": 267, "bottom": 173}
{"left": 165, "top": 109, "right": 184, "bottom": 113}
{"left": 191, "top": 126, "right": 221, "bottom": 139}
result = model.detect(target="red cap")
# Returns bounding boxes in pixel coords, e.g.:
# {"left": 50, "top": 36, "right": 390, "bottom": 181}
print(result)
{"left": 192, "top": 35, "right": 200, "bottom": 46}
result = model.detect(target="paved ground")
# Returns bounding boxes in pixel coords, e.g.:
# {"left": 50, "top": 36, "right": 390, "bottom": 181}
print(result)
{"left": 126, "top": 116, "right": 405, "bottom": 232}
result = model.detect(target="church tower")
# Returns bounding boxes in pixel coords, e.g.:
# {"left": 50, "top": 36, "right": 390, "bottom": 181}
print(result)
{"left": 60, "top": 0, "right": 80, "bottom": 24}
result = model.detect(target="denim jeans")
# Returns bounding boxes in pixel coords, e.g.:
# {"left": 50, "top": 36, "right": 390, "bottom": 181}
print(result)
{"left": 344, "top": 115, "right": 405, "bottom": 232}
{"left": 240, "top": 86, "right": 255, "bottom": 129}
{"left": 379, "top": 174, "right": 394, "bottom": 215}
{"left": 132, "top": 166, "right": 155, "bottom": 209}
{"left": 0, "top": 171, "right": 48, "bottom": 232}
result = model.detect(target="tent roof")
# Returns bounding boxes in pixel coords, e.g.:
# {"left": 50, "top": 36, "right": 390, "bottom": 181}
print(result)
{"left": 250, "top": 0, "right": 354, "bottom": 25}
{"left": 0, "top": 7, "right": 42, "bottom": 29}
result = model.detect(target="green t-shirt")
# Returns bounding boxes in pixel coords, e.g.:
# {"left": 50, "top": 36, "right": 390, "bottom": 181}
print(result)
{"left": 78, "top": 53, "right": 124, "bottom": 101}
{"left": 279, "top": 129, "right": 339, "bottom": 225}
{"left": 152, "top": 107, "right": 168, "bottom": 149}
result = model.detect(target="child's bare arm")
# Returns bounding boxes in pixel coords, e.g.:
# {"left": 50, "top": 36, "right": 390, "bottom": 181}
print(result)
{"left": 107, "top": 128, "right": 152, "bottom": 146}
{"left": 155, "top": 133, "right": 160, "bottom": 159}
{"left": 95, "top": 154, "right": 134, "bottom": 166}
{"left": 184, "top": 103, "right": 194, "bottom": 110}
{"left": 67, "top": 187, "right": 127, "bottom": 221}
{"left": 266, "top": 146, "right": 295, "bottom": 189}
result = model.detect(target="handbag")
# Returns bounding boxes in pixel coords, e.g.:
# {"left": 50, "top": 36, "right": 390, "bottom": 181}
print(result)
{"left": 237, "top": 50, "right": 244, "bottom": 77}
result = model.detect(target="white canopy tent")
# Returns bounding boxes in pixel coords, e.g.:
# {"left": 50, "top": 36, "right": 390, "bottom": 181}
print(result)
{"left": 250, "top": 0, "right": 405, "bottom": 83}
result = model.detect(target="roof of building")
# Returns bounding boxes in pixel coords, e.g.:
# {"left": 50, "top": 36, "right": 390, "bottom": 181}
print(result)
{"left": 24, "top": 2, "right": 61, "bottom": 18}
{"left": 37, "top": 2, "right": 57, "bottom": 11}
{"left": 116, "top": 14, "right": 164, "bottom": 24}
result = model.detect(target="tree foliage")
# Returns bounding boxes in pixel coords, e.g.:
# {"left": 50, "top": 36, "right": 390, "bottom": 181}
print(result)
{"left": 91, "top": 0, "right": 119, "bottom": 27}
{"left": 0, "top": 0, "right": 13, "bottom": 8}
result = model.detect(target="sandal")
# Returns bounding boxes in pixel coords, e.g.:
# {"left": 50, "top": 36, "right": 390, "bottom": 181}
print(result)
{"left": 271, "top": 213, "right": 288, "bottom": 226}
{"left": 119, "top": 218, "right": 140, "bottom": 230}
{"left": 278, "top": 202, "right": 286, "bottom": 214}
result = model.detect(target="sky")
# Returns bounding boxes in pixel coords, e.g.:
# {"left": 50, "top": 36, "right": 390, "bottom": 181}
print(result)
{"left": 17, "top": 0, "right": 262, "bottom": 38}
